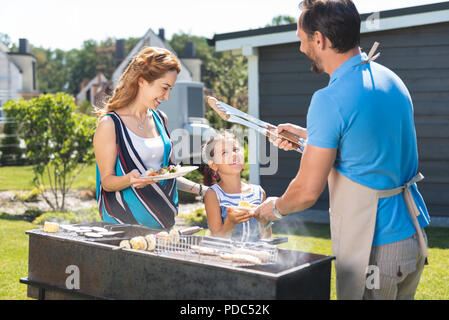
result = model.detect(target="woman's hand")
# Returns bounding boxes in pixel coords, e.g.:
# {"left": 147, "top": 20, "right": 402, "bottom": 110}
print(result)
{"left": 226, "top": 207, "right": 254, "bottom": 225}
{"left": 128, "top": 169, "right": 157, "bottom": 189}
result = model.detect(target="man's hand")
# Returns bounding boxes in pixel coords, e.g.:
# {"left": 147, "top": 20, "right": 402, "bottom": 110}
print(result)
{"left": 254, "top": 197, "right": 282, "bottom": 222}
{"left": 270, "top": 123, "right": 307, "bottom": 151}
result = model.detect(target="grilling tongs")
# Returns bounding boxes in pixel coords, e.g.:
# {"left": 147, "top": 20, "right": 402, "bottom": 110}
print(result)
{"left": 207, "top": 96, "right": 306, "bottom": 153}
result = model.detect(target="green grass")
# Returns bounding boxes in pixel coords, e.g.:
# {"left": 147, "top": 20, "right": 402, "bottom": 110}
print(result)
{"left": 0, "top": 164, "right": 96, "bottom": 191}
{"left": 0, "top": 214, "right": 34, "bottom": 300}
{"left": 0, "top": 216, "right": 448, "bottom": 300}
{"left": 272, "top": 223, "right": 449, "bottom": 300}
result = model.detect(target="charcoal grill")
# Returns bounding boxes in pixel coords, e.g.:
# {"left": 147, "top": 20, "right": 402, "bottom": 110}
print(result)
{"left": 20, "top": 222, "right": 334, "bottom": 300}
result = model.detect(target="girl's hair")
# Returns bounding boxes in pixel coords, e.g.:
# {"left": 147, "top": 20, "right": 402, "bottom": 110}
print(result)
{"left": 95, "top": 46, "right": 181, "bottom": 118}
{"left": 202, "top": 131, "right": 239, "bottom": 164}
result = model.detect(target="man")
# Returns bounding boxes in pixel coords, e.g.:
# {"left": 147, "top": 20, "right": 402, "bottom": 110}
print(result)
{"left": 255, "top": 0, "right": 430, "bottom": 300}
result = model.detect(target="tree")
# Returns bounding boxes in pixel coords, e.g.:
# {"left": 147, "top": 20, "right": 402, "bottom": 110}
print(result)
{"left": 3, "top": 93, "right": 97, "bottom": 211}
{"left": 32, "top": 47, "right": 69, "bottom": 93}
{"left": 203, "top": 52, "right": 248, "bottom": 129}
{"left": 168, "top": 33, "right": 248, "bottom": 130}
{"left": 66, "top": 39, "right": 117, "bottom": 95}
{"left": 266, "top": 15, "right": 296, "bottom": 27}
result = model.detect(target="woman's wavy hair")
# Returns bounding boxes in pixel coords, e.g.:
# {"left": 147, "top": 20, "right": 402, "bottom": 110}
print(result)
{"left": 95, "top": 46, "right": 181, "bottom": 118}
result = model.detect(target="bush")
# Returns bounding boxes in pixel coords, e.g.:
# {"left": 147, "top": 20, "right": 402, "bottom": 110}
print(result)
{"left": 13, "top": 187, "right": 42, "bottom": 202}
{"left": 33, "top": 206, "right": 101, "bottom": 225}
{"left": 178, "top": 208, "right": 208, "bottom": 228}
{"left": 3, "top": 94, "right": 97, "bottom": 211}
{"left": 22, "top": 208, "right": 44, "bottom": 222}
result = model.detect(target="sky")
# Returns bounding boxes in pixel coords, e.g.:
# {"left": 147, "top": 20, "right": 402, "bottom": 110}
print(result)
{"left": 1, "top": 0, "right": 447, "bottom": 51}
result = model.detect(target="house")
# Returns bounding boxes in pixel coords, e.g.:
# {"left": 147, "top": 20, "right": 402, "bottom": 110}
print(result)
{"left": 75, "top": 72, "right": 109, "bottom": 106}
{"left": 210, "top": 1, "right": 449, "bottom": 217}
{"left": 0, "top": 38, "right": 39, "bottom": 128}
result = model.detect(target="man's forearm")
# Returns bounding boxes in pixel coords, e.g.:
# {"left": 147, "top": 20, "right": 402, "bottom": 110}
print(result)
{"left": 276, "top": 178, "right": 318, "bottom": 215}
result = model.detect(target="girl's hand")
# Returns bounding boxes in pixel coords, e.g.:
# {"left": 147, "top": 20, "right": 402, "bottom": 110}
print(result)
{"left": 128, "top": 169, "right": 156, "bottom": 189}
{"left": 226, "top": 207, "right": 254, "bottom": 224}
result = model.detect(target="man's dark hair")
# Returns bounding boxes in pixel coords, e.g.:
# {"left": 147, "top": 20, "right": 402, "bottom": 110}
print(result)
{"left": 298, "top": 0, "right": 361, "bottom": 53}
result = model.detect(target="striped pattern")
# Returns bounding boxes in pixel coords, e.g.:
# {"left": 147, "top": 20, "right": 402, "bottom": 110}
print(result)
{"left": 363, "top": 229, "right": 428, "bottom": 300}
{"left": 210, "top": 184, "right": 263, "bottom": 242}
{"left": 96, "top": 109, "right": 178, "bottom": 229}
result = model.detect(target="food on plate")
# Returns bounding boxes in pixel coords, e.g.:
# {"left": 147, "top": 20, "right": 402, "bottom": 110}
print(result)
{"left": 43, "top": 222, "right": 59, "bottom": 233}
{"left": 238, "top": 201, "right": 256, "bottom": 208}
{"left": 145, "top": 165, "right": 179, "bottom": 177}
{"left": 129, "top": 236, "right": 148, "bottom": 251}
{"left": 191, "top": 245, "right": 219, "bottom": 256}
{"left": 144, "top": 234, "right": 157, "bottom": 251}
{"left": 219, "top": 253, "right": 262, "bottom": 265}
{"left": 232, "top": 247, "right": 271, "bottom": 262}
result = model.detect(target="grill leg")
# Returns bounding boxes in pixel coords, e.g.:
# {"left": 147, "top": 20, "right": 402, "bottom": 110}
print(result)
{"left": 38, "top": 288, "right": 46, "bottom": 300}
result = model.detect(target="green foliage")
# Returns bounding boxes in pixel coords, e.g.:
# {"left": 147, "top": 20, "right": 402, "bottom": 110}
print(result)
{"left": 3, "top": 93, "right": 97, "bottom": 211}
{"left": 32, "top": 47, "right": 69, "bottom": 93}
{"left": 178, "top": 208, "right": 208, "bottom": 228}
{"left": 78, "top": 99, "right": 95, "bottom": 116}
{"left": 203, "top": 53, "right": 248, "bottom": 130}
{"left": 13, "top": 187, "right": 42, "bottom": 202}
{"left": 169, "top": 33, "right": 215, "bottom": 61}
{"left": 266, "top": 15, "right": 296, "bottom": 27}
{"left": 32, "top": 206, "right": 100, "bottom": 225}
{"left": 66, "top": 38, "right": 118, "bottom": 95}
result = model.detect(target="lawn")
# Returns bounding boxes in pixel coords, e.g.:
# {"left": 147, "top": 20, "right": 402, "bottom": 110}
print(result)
{"left": 1, "top": 215, "right": 448, "bottom": 300}
{"left": 0, "top": 164, "right": 96, "bottom": 191}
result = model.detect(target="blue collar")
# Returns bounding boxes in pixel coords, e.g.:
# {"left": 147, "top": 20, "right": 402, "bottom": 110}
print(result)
{"left": 329, "top": 52, "right": 368, "bottom": 85}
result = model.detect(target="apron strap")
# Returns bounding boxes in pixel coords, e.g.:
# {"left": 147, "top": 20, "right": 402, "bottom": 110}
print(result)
{"left": 358, "top": 41, "right": 381, "bottom": 65}
{"left": 377, "top": 172, "right": 424, "bottom": 198}
{"left": 377, "top": 172, "right": 428, "bottom": 262}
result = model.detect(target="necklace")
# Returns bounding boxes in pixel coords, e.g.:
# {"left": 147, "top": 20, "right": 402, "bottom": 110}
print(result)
{"left": 137, "top": 111, "right": 149, "bottom": 130}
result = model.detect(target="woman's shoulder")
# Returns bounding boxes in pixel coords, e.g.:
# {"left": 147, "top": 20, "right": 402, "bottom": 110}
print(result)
{"left": 94, "top": 115, "right": 116, "bottom": 142}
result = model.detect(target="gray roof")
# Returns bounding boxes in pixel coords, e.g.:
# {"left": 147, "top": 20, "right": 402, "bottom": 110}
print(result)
{"left": 111, "top": 28, "right": 192, "bottom": 87}
{"left": 210, "top": 1, "right": 449, "bottom": 43}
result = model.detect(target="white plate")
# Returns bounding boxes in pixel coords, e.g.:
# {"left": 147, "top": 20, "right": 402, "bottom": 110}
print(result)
{"left": 141, "top": 166, "right": 199, "bottom": 181}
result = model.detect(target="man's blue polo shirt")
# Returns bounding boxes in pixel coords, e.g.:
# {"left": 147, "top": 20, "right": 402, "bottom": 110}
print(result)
{"left": 307, "top": 52, "right": 430, "bottom": 246}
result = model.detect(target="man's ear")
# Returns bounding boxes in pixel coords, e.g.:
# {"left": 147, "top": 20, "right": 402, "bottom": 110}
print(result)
{"left": 313, "top": 31, "right": 327, "bottom": 51}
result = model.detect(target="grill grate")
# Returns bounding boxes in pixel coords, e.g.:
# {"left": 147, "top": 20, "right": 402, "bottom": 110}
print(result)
{"left": 154, "top": 234, "right": 279, "bottom": 267}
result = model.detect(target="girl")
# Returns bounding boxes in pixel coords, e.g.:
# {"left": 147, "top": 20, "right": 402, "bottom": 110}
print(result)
{"left": 203, "top": 131, "right": 271, "bottom": 241}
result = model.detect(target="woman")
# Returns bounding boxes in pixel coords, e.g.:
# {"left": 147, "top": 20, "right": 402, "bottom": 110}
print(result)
{"left": 94, "top": 46, "right": 207, "bottom": 229}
